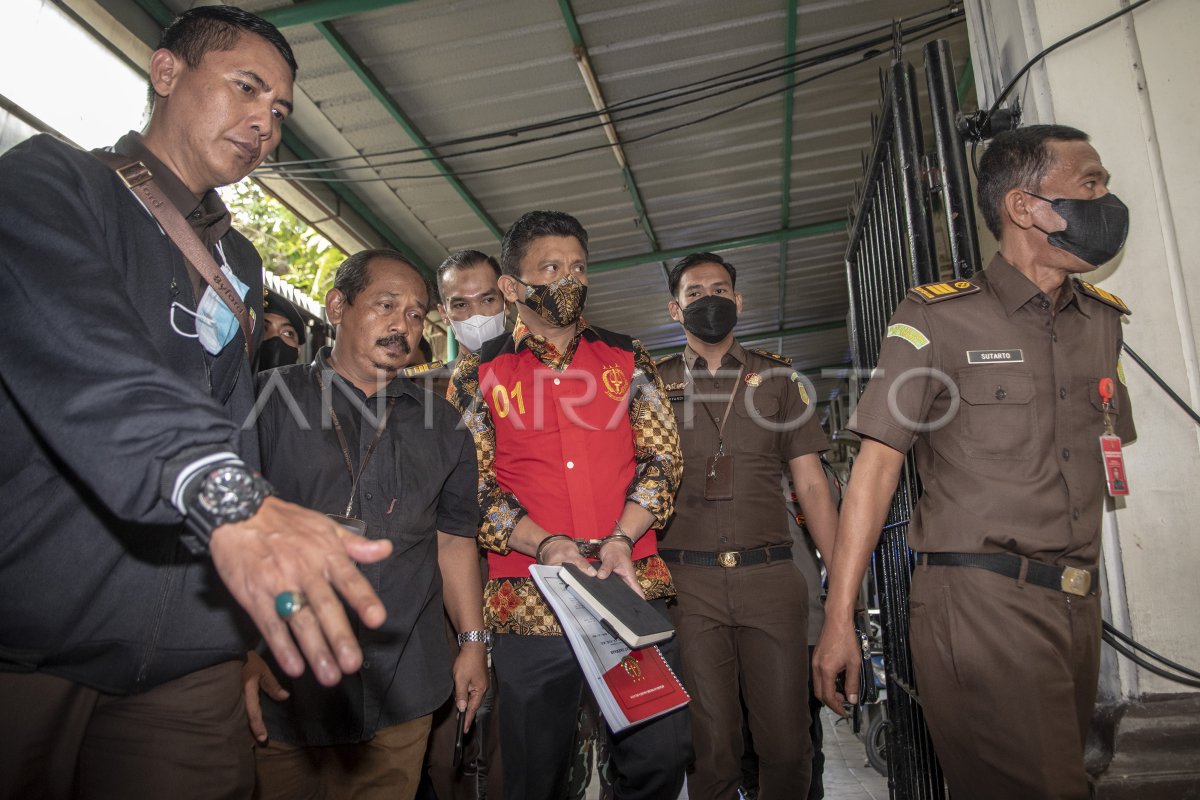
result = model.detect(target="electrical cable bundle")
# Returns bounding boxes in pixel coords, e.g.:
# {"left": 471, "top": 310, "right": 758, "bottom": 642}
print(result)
{"left": 252, "top": 4, "right": 965, "bottom": 184}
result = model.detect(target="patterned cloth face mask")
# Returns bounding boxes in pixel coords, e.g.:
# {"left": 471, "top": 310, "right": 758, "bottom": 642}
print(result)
{"left": 514, "top": 274, "right": 588, "bottom": 328}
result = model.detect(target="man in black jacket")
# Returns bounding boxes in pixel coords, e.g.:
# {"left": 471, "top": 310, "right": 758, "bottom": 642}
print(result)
{"left": 0, "top": 7, "right": 391, "bottom": 798}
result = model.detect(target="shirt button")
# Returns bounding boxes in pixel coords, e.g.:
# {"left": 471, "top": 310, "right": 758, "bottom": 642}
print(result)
{"left": 566, "top": 461, "right": 574, "bottom": 469}
{"left": 1052, "top": 333, "right": 1058, "bottom": 343}
{"left": 1060, "top": 388, "right": 1067, "bottom": 399}
{"left": 1040, "top": 298, "right": 1050, "bottom": 310}
{"left": 362, "top": 661, "right": 371, "bottom": 670}
{"left": 1062, "top": 448, "right": 1071, "bottom": 461}
{"left": 720, "top": 536, "right": 728, "bottom": 543}
{"left": 994, "top": 387, "right": 1007, "bottom": 401}
{"left": 1072, "top": 508, "right": 1081, "bottom": 521}
{"left": 553, "top": 378, "right": 561, "bottom": 385}
{"left": 364, "top": 491, "right": 373, "bottom": 500}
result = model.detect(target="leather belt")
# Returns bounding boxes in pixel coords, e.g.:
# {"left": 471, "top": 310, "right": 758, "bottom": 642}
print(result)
{"left": 922, "top": 552, "right": 1097, "bottom": 597}
{"left": 659, "top": 545, "right": 792, "bottom": 569}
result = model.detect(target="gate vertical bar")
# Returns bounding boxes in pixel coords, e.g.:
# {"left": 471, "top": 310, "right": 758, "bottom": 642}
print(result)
{"left": 925, "top": 40, "right": 982, "bottom": 278}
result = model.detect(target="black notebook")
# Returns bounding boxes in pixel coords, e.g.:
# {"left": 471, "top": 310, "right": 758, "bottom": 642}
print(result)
{"left": 559, "top": 563, "right": 676, "bottom": 648}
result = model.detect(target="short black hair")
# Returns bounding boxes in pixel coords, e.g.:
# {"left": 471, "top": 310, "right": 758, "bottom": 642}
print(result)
{"left": 436, "top": 249, "right": 501, "bottom": 303}
{"left": 150, "top": 6, "right": 297, "bottom": 104}
{"left": 333, "top": 249, "right": 428, "bottom": 309}
{"left": 977, "top": 124, "right": 1090, "bottom": 238}
{"left": 499, "top": 211, "right": 588, "bottom": 278}
{"left": 667, "top": 252, "right": 737, "bottom": 297}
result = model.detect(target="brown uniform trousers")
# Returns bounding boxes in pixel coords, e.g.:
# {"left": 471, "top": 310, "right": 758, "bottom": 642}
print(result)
{"left": 0, "top": 661, "right": 253, "bottom": 800}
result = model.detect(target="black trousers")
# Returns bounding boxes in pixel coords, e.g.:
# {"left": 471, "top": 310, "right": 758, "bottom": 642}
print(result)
{"left": 492, "top": 602, "right": 692, "bottom": 800}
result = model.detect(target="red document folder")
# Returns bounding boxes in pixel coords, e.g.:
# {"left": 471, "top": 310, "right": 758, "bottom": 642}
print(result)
{"left": 600, "top": 646, "right": 689, "bottom": 725}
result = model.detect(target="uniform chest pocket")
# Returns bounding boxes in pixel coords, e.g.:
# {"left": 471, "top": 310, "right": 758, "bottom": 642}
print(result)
{"left": 730, "top": 390, "right": 781, "bottom": 451}
{"left": 957, "top": 369, "right": 1038, "bottom": 460}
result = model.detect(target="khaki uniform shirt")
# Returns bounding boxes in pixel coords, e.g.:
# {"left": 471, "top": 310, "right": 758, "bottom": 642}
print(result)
{"left": 849, "top": 255, "right": 1136, "bottom": 567}
{"left": 658, "top": 341, "right": 829, "bottom": 552}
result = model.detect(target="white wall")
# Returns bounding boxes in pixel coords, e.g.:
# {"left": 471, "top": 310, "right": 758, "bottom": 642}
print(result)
{"left": 966, "top": 0, "right": 1200, "bottom": 698}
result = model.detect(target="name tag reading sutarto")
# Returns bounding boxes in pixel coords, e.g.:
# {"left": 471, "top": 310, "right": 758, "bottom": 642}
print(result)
{"left": 966, "top": 349, "right": 1024, "bottom": 364}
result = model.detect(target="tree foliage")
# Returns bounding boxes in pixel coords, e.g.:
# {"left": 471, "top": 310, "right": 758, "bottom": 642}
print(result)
{"left": 219, "top": 180, "right": 345, "bottom": 300}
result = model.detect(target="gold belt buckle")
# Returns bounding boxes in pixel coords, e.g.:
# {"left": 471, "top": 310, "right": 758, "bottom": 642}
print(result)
{"left": 1060, "top": 566, "right": 1091, "bottom": 596}
{"left": 717, "top": 550, "right": 740, "bottom": 568}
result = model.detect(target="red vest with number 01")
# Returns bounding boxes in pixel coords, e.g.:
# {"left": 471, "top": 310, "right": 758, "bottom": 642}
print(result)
{"left": 479, "top": 337, "right": 657, "bottom": 579}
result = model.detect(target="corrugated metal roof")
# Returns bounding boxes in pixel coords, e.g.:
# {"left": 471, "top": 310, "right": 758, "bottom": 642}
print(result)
{"left": 146, "top": 0, "right": 973, "bottom": 405}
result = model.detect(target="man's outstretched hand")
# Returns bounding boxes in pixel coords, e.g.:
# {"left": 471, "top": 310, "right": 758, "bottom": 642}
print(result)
{"left": 211, "top": 496, "right": 392, "bottom": 686}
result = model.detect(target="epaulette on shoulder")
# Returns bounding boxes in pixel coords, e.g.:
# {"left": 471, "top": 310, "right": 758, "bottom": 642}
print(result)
{"left": 402, "top": 360, "right": 444, "bottom": 378}
{"left": 908, "top": 279, "right": 981, "bottom": 304}
{"left": 1075, "top": 279, "right": 1131, "bottom": 315}
{"left": 749, "top": 347, "right": 792, "bottom": 366}
{"left": 654, "top": 352, "right": 682, "bottom": 367}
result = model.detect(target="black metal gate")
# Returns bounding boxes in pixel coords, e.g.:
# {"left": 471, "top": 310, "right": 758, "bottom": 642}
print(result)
{"left": 843, "top": 39, "right": 981, "bottom": 800}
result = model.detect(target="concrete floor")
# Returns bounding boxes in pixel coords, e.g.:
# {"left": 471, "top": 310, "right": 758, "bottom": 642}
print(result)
{"left": 585, "top": 711, "right": 891, "bottom": 799}
{"left": 819, "top": 712, "right": 891, "bottom": 800}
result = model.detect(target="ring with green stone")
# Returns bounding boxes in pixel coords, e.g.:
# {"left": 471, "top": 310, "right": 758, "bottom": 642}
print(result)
{"left": 275, "top": 590, "right": 307, "bottom": 619}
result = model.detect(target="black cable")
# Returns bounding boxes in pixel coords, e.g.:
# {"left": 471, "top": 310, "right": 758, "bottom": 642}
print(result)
{"left": 1121, "top": 341, "right": 1200, "bottom": 427}
{"left": 263, "top": 17, "right": 963, "bottom": 184}
{"left": 263, "top": 3, "right": 962, "bottom": 170}
{"left": 983, "top": 0, "right": 1156, "bottom": 121}
{"left": 968, "top": 0, "right": 1157, "bottom": 173}
{"left": 1104, "top": 621, "right": 1200, "bottom": 680}
{"left": 1102, "top": 630, "right": 1200, "bottom": 689}
{"left": 260, "top": 12, "right": 961, "bottom": 177}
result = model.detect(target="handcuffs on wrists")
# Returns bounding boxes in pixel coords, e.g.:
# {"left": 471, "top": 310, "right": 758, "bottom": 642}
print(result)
{"left": 535, "top": 528, "right": 636, "bottom": 564}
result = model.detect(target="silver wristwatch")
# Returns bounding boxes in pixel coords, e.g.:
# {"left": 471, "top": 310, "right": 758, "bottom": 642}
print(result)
{"left": 457, "top": 629, "right": 493, "bottom": 649}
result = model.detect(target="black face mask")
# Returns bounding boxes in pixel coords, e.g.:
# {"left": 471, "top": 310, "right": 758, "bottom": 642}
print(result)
{"left": 1027, "top": 191, "right": 1130, "bottom": 267}
{"left": 255, "top": 336, "right": 300, "bottom": 372}
{"left": 681, "top": 295, "right": 738, "bottom": 344}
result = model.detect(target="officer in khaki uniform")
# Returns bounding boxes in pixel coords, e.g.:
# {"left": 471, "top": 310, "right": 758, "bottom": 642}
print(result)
{"left": 814, "top": 125, "right": 1136, "bottom": 800}
{"left": 657, "top": 253, "right": 839, "bottom": 800}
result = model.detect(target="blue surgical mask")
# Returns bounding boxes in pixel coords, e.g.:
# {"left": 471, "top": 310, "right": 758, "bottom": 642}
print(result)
{"left": 169, "top": 248, "right": 251, "bottom": 355}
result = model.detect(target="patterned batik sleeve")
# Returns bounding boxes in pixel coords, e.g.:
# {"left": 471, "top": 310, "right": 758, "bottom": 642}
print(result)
{"left": 626, "top": 339, "right": 683, "bottom": 527}
{"left": 448, "top": 351, "right": 527, "bottom": 554}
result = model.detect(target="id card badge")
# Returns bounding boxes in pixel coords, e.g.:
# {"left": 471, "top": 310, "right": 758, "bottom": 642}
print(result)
{"left": 704, "top": 455, "right": 734, "bottom": 501}
{"left": 1097, "top": 377, "right": 1128, "bottom": 497}
{"left": 1100, "top": 435, "right": 1129, "bottom": 496}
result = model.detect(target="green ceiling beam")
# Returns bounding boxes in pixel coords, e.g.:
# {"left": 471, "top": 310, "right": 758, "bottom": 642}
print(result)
{"left": 776, "top": 0, "right": 799, "bottom": 329}
{"left": 132, "top": 0, "right": 171, "bottom": 26}
{"left": 316, "top": 21, "right": 504, "bottom": 241}
{"left": 588, "top": 219, "right": 846, "bottom": 274}
{"left": 957, "top": 55, "right": 974, "bottom": 106}
{"left": 260, "top": 0, "right": 418, "bottom": 29}
{"left": 279, "top": 130, "right": 428, "bottom": 276}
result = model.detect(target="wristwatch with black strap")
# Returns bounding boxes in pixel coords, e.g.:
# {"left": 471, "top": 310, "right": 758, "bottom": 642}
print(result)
{"left": 181, "top": 463, "right": 273, "bottom": 554}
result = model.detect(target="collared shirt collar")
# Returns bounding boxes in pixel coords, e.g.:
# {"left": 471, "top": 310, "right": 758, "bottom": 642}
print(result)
{"left": 984, "top": 253, "right": 1086, "bottom": 318}
{"left": 683, "top": 339, "right": 746, "bottom": 372}
{"left": 511, "top": 310, "right": 598, "bottom": 366}
{"left": 114, "top": 131, "right": 232, "bottom": 247}
{"left": 313, "top": 346, "right": 425, "bottom": 404}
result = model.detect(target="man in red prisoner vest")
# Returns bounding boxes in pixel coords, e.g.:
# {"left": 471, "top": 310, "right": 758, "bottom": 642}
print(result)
{"left": 449, "top": 211, "right": 690, "bottom": 800}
